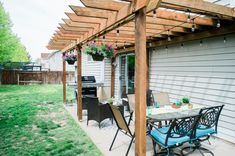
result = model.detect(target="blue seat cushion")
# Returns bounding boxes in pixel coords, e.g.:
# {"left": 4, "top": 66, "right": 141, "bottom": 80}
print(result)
{"left": 150, "top": 127, "right": 190, "bottom": 147}
{"left": 196, "top": 125, "right": 216, "bottom": 138}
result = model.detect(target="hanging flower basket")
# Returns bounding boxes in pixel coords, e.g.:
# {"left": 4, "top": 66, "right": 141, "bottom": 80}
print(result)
{"left": 92, "top": 54, "right": 104, "bottom": 61}
{"left": 67, "top": 59, "right": 76, "bottom": 65}
{"left": 84, "top": 43, "right": 114, "bottom": 61}
{"left": 63, "top": 53, "right": 77, "bottom": 65}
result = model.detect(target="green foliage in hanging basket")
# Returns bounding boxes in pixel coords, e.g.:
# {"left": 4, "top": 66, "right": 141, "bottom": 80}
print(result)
{"left": 84, "top": 43, "right": 114, "bottom": 59}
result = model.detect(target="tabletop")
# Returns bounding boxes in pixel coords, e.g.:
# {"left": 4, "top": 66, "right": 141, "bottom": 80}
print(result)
{"left": 147, "top": 104, "right": 204, "bottom": 121}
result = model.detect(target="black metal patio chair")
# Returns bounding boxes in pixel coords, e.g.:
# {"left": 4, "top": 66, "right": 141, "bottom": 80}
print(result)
{"left": 109, "top": 104, "right": 135, "bottom": 156}
{"left": 148, "top": 114, "right": 201, "bottom": 156}
{"left": 181, "top": 105, "right": 224, "bottom": 156}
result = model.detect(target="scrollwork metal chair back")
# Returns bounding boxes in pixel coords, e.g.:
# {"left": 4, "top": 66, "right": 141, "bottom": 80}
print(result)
{"left": 165, "top": 115, "right": 201, "bottom": 146}
{"left": 198, "top": 105, "right": 224, "bottom": 131}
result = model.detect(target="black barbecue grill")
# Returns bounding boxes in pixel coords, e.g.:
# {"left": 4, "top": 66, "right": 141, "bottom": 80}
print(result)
{"left": 82, "top": 76, "right": 97, "bottom": 97}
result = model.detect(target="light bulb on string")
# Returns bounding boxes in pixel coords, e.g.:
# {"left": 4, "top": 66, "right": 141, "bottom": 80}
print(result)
{"left": 181, "top": 43, "right": 184, "bottom": 48}
{"left": 187, "top": 13, "right": 191, "bottom": 23}
{"left": 153, "top": 9, "right": 157, "bottom": 18}
{"left": 167, "top": 30, "right": 171, "bottom": 41}
{"left": 187, "top": 9, "right": 191, "bottom": 23}
{"left": 217, "top": 19, "right": 221, "bottom": 28}
{"left": 102, "top": 35, "right": 105, "bottom": 44}
{"left": 200, "top": 40, "right": 203, "bottom": 46}
{"left": 116, "top": 29, "right": 120, "bottom": 37}
{"left": 191, "top": 20, "right": 195, "bottom": 32}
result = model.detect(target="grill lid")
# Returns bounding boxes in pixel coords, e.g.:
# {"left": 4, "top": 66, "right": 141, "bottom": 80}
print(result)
{"left": 82, "top": 76, "right": 96, "bottom": 83}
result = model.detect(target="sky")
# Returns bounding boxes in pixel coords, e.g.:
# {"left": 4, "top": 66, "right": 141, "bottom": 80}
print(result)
{"left": 1, "top": 0, "right": 83, "bottom": 60}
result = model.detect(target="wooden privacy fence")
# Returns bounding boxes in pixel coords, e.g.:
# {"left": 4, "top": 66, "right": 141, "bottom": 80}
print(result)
{"left": 0, "top": 70, "right": 75, "bottom": 85}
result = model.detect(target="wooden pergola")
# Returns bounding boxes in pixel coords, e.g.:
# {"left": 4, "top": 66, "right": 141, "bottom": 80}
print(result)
{"left": 47, "top": 0, "right": 235, "bottom": 155}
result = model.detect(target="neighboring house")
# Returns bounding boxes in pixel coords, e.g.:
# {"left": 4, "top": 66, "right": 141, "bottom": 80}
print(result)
{"left": 38, "top": 52, "right": 75, "bottom": 72}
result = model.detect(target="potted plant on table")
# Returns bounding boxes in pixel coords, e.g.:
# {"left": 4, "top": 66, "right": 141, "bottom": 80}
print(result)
{"left": 172, "top": 100, "right": 182, "bottom": 109}
{"left": 84, "top": 43, "right": 114, "bottom": 61}
{"left": 182, "top": 97, "right": 193, "bottom": 109}
{"left": 63, "top": 53, "right": 77, "bottom": 65}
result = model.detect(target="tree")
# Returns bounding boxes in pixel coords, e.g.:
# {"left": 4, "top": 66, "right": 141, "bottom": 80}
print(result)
{"left": 0, "top": 2, "right": 30, "bottom": 63}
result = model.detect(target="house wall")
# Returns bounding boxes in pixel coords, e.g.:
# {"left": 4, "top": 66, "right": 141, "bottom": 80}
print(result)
{"left": 149, "top": 33, "right": 235, "bottom": 143}
{"left": 48, "top": 52, "right": 75, "bottom": 72}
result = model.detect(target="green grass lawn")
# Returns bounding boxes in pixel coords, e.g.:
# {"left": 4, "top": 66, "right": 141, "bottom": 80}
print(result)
{"left": 0, "top": 85, "right": 102, "bottom": 156}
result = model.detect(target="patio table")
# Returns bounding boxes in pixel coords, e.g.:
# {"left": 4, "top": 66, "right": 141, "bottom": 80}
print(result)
{"left": 147, "top": 104, "right": 204, "bottom": 122}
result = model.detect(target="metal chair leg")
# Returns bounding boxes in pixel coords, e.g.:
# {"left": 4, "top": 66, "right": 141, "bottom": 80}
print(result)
{"left": 109, "top": 129, "right": 119, "bottom": 151}
{"left": 181, "top": 144, "right": 214, "bottom": 156}
{"left": 125, "top": 137, "right": 134, "bottom": 156}
{"left": 127, "top": 112, "right": 133, "bottom": 126}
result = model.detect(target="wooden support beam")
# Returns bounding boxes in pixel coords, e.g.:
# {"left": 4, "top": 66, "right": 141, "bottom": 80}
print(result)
{"left": 76, "top": 45, "right": 83, "bottom": 121}
{"left": 63, "top": 54, "right": 67, "bottom": 104}
{"left": 147, "top": 9, "right": 215, "bottom": 26}
{"left": 161, "top": 0, "right": 235, "bottom": 18}
{"left": 70, "top": 5, "right": 116, "bottom": 19}
{"left": 135, "top": 7, "right": 147, "bottom": 156}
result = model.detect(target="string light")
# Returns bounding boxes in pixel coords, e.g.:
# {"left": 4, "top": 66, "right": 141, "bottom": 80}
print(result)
{"left": 181, "top": 43, "right": 184, "bottom": 48}
{"left": 116, "top": 29, "right": 120, "bottom": 37}
{"left": 224, "top": 36, "right": 227, "bottom": 43}
{"left": 153, "top": 9, "right": 157, "bottom": 18}
{"left": 191, "top": 20, "right": 195, "bottom": 32}
{"left": 102, "top": 35, "right": 105, "bottom": 44}
{"left": 167, "top": 30, "right": 171, "bottom": 41}
{"left": 200, "top": 40, "right": 203, "bottom": 46}
{"left": 217, "top": 19, "right": 221, "bottom": 28}
{"left": 187, "top": 13, "right": 191, "bottom": 23}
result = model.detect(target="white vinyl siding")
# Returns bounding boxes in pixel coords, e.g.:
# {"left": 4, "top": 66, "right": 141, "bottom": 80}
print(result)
{"left": 104, "top": 59, "right": 111, "bottom": 87}
{"left": 81, "top": 53, "right": 103, "bottom": 83}
{"left": 149, "top": 33, "right": 235, "bottom": 144}
{"left": 114, "top": 57, "right": 120, "bottom": 99}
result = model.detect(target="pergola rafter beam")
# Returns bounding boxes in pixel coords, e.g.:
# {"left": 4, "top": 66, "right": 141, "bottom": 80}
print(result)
{"left": 160, "top": 0, "right": 235, "bottom": 18}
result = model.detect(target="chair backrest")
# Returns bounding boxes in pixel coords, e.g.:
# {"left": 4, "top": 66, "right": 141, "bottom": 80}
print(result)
{"left": 86, "top": 96, "right": 99, "bottom": 110}
{"left": 127, "top": 94, "right": 135, "bottom": 113}
{"left": 109, "top": 104, "right": 132, "bottom": 135}
{"left": 165, "top": 114, "right": 201, "bottom": 146}
{"left": 198, "top": 105, "right": 224, "bottom": 132}
{"left": 152, "top": 92, "right": 170, "bottom": 106}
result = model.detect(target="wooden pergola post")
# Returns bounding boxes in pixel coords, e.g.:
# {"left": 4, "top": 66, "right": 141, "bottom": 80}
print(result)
{"left": 135, "top": 7, "right": 147, "bottom": 156}
{"left": 76, "top": 45, "right": 83, "bottom": 121}
{"left": 62, "top": 53, "right": 67, "bottom": 104}
{"left": 111, "top": 58, "right": 115, "bottom": 98}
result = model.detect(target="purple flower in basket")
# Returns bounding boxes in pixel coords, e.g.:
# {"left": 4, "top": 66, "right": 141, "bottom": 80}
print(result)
{"left": 63, "top": 53, "right": 77, "bottom": 61}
